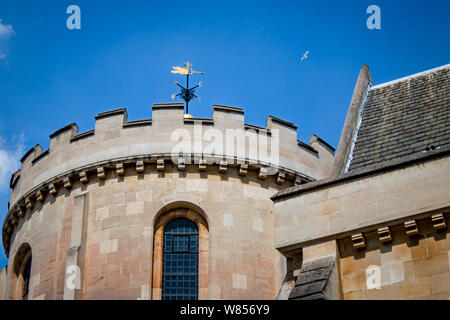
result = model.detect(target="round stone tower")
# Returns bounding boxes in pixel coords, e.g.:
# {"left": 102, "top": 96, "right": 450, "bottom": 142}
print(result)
{"left": 2, "top": 103, "right": 334, "bottom": 300}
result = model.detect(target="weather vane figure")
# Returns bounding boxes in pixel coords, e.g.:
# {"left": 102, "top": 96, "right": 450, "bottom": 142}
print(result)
{"left": 170, "top": 61, "right": 204, "bottom": 115}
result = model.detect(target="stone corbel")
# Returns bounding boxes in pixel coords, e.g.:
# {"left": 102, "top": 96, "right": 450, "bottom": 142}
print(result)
{"left": 276, "top": 170, "right": 285, "bottom": 184}
{"left": 219, "top": 161, "right": 228, "bottom": 174}
{"left": 36, "top": 190, "right": 46, "bottom": 202}
{"left": 136, "top": 161, "right": 145, "bottom": 173}
{"left": 258, "top": 167, "right": 268, "bottom": 180}
{"left": 115, "top": 164, "right": 125, "bottom": 176}
{"left": 377, "top": 227, "right": 392, "bottom": 243}
{"left": 63, "top": 177, "right": 72, "bottom": 189}
{"left": 25, "top": 198, "right": 33, "bottom": 210}
{"left": 49, "top": 183, "right": 57, "bottom": 195}
{"left": 239, "top": 164, "right": 248, "bottom": 176}
{"left": 404, "top": 220, "right": 419, "bottom": 236}
{"left": 17, "top": 206, "right": 25, "bottom": 218}
{"left": 351, "top": 233, "right": 365, "bottom": 249}
{"left": 157, "top": 159, "right": 165, "bottom": 171}
{"left": 10, "top": 217, "right": 17, "bottom": 226}
{"left": 431, "top": 214, "right": 446, "bottom": 230}
{"left": 79, "top": 171, "right": 89, "bottom": 183}
{"left": 97, "top": 167, "right": 106, "bottom": 180}
{"left": 198, "top": 159, "right": 207, "bottom": 171}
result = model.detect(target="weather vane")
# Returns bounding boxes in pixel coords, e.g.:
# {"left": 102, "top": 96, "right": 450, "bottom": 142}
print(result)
{"left": 170, "top": 61, "right": 204, "bottom": 115}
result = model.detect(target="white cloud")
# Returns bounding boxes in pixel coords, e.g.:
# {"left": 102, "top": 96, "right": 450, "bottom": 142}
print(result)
{"left": 0, "top": 135, "right": 25, "bottom": 192}
{"left": 0, "top": 19, "right": 14, "bottom": 39}
{"left": 0, "top": 18, "right": 15, "bottom": 61}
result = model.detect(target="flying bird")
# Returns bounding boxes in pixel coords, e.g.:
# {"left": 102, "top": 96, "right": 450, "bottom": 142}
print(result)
{"left": 300, "top": 50, "right": 310, "bottom": 62}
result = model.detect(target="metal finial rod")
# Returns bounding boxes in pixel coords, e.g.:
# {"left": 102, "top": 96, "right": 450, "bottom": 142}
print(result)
{"left": 170, "top": 62, "right": 204, "bottom": 114}
{"left": 186, "top": 73, "right": 189, "bottom": 114}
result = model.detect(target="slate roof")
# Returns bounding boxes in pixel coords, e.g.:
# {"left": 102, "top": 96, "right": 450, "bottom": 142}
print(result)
{"left": 348, "top": 65, "right": 450, "bottom": 171}
{"left": 288, "top": 256, "right": 335, "bottom": 300}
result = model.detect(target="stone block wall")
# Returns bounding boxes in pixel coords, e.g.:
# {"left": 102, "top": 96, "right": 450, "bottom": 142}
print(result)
{"left": 4, "top": 164, "right": 288, "bottom": 299}
{"left": 273, "top": 153, "right": 450, "bottom": 300}
{"left": 0, "top": 266, "right": 6, "bottom": 300}
{"left": 274, "top": 155, "right": 450, "bottom": 252}
{"left": 1, "top": 105, "right": 335, "bottom": 299}
{"left": 339, "top": 215, "right": 450, "bottom": 299}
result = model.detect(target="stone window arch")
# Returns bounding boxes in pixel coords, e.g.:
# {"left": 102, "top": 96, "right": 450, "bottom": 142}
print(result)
{"left": 152, "top": 205, "right": 209, "bottom": 300}
{"left": 10, "top": 242, "right": 32, "bottom": 300}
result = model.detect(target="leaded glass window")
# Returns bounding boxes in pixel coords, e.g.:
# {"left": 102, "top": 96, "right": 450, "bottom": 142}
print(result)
{"left": 162, "top": 219, "right": 199, "bottom": 300}
{"left": 22, "top": 257, "right": 32, "bottom": 300}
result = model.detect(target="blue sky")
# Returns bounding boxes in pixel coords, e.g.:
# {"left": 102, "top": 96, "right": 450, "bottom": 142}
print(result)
{"left": 0, "top": 0, "right": 449, "bottom": 268}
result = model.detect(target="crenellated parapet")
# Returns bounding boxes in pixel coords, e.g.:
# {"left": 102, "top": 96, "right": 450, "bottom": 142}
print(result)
{"left": 2, "top": 103, "right": 334, "bottom": 255}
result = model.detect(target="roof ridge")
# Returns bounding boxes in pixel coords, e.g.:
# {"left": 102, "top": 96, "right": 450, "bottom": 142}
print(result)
{"left": 371, "top": 63, "right": 450, "bottom": 90}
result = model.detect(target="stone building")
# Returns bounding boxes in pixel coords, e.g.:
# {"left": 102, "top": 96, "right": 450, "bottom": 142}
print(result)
{"left": 1, "top": 63, "right": 449, "bottom": 300}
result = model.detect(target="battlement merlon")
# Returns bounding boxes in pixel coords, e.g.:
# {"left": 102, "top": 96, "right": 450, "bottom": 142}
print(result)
{"left": 9, "top": 104, "right": 335, "bottom": 206}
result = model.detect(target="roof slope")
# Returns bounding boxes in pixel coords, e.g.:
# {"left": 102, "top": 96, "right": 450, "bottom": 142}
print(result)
{"left": 288, "top": 256, "right": 336, "bottom": 300}
{"left": 348, "top": 66, "right": 450, "bottom": 171}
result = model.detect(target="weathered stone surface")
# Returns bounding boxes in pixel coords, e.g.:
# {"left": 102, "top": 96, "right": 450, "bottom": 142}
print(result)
{"left": 301, "top": 256, "right": 335, "bottom": 273}
{"left": 289, "top": 280, "right": 326, "bottom": 299}
{"left": 295, "top": 267, "right": 332, "bottom": 286}
{"left": 288, "top": 256, "right": 336, "bottom": 300}
{"left": 0, "top": 267, "right": 6, "bottom": 300}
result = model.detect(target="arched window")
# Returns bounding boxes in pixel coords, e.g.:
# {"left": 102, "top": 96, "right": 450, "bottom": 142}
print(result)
{"left": 152, "top": 206, "right": 209, "bottom": 300}
{"left": 22, "top": 257, "right": 32, "bottom": 300}
{"left": 162, "top": 219, "right": 199, "bottom": 300}
{"left": 11, "top": 243, "right": 32, "bottom": 300}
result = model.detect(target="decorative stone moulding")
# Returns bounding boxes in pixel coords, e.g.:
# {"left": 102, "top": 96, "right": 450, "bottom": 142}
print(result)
{"left": 258, "top": 167, "right": 268, "bottom": 180}
{"left": 25, "top": 198, "right": 33, "bottom": 210}
{"left": 239, "top": 164, "right": 248, "bottom": 176}
{"left": 49, "top": 183, "right": 57, "bottom": 195}
{"left": 157, "top": 159, "right": 165, "bottom": 171}
{"left": 97, "top": 167, "right": 106, "bottom": 180}
{"left": 276, "top": 170, "right": 285, "bottom": 184}
{"left": 10, "top": 218, "right": 17, "bottom": 226}
{"left": 378, "top": 227, "right": 392, "bottom": 243}
{"left": 136, "top": 161, "right": 145, "bottom": 173}
{"left": 177, "top": 159, "right": 186, "bottom": 171}
{"left": 219, "top": 161, "right": 228, "bottom": 174}
{"left": 198, "top": 159, "right": 207, "bottom": 171}
{"left": 351, "top": 233, "right": 366, "bottom": 249}
{"left": 404, "top": 220, "right": 419, "bottom": 236}
{"left": 431, "top": 213, "right": 446, "bottom": 230}
{"left": 80, "top": 171, "right": 89, "bottom": 183}
{"left": 63, "top": 177, "right": 72, "bottom": 189}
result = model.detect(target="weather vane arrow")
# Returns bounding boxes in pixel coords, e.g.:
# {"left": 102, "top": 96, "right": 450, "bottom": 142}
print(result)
{"left": 170, "top": 61, "right": 204, "bottom": 115}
